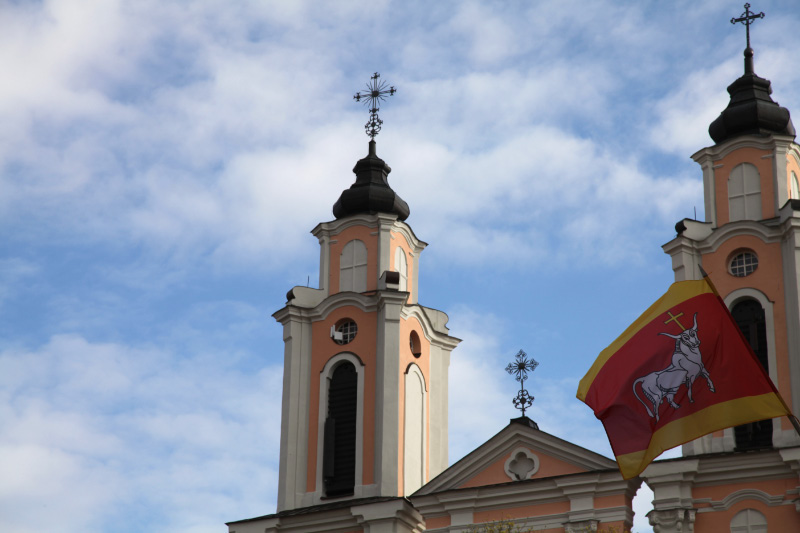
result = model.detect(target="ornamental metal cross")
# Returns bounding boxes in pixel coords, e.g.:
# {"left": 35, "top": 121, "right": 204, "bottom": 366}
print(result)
{"left": 353, "top": 72, "right": 396, "bottom": 139}
{"left": 505, "top": 349, "right": 538, "bottom": 417}
{"left": 731, "top": 3, "right": 764, "bottom": 49}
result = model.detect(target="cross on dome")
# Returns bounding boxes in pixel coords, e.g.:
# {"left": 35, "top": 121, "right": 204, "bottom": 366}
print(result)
{"left": 353, "top": 72, "right": 396, "bottom": 139}
{"left": 731, "top": 3, "right": 764, "bottom": 51}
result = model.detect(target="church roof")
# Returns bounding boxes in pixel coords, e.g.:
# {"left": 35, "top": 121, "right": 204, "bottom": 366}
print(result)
{"left": 413, "top": 416, "right": 617, "bottom": 496}
{"left": 332, "top": 140, "right": 410, "bottom": 221}
{"left": 225, "top": 496, "right": 405, "bottom": 525}
{"left": 708, "top": 46, "right": 795, "bottom": 144}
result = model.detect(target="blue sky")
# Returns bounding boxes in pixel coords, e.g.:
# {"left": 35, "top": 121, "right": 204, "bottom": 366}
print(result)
{"left": 2, "top": 1, "right": 800, "bottom": 532}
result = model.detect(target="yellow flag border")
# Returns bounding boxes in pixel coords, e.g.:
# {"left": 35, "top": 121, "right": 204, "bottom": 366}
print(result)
{"left": 576, "top": 279, "right": 714, "bottom": 401}
{"left": 615, "top": 392, "right": 789, "bottom": 479}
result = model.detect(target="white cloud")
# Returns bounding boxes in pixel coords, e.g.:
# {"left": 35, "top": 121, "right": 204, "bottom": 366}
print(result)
{"left": 389, "top": 127, "right": 699, "bottom": 268}
{"left": 649, "top": 59, "right": 738, "bottom": 156}
{"left": 0, "top": 334, "right": 281, "bottom": 533}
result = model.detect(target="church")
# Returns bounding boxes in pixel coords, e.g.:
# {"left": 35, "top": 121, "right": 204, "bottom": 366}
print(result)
{"left": 225, "top": 16, "right": 800, "bottom": 533}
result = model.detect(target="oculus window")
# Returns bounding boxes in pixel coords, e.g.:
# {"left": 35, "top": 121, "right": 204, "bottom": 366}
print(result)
{"left": 333, "top": 319, "right": 358, "bottom": 345}
{"left": 729, "top": 251, "right": 758, "bottom": 277}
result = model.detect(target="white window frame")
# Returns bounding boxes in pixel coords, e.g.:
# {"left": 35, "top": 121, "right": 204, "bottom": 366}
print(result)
{"left": 730, "top": 508, "right": 767, "bottom": 532}
{"left": 394, "top": 246, "right": 408, "bottom": 292}
{"left": 339, "top": 240, "right": 368, "bottom": 293}
{"left": 728, "top": 163, "right": 762, "bottom": 221}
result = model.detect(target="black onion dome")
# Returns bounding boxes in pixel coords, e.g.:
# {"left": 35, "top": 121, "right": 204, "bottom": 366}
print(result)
{"left": 709, "top": 47, "right": 795, "bottom": 144}
{"left": 333, "top": 140, "right": 410, "bottom": 221}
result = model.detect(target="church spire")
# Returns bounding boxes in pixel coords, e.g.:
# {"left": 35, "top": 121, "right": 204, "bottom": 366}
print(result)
{"left": 333, "top": 73, "right": 410, "bottom": 220}
{"left": 708, "top": 4, "right": 795, "bottom": 144}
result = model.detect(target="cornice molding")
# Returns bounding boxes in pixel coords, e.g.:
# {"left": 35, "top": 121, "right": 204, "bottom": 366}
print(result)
{"left": 401, "top": 305, "right": 461, "bottom": 348}
{"left": 273, "top": 291, "right": 378, "bottom": 324}
{"left": 692, "top": 134, "right": 796, "bottom": 164}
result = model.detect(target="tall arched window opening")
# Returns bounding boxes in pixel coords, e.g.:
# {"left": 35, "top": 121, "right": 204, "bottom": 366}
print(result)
{"left": 394, "top": 247, "right": 408, "bottom": 291}
{"left": 791, "top": 171, "right": 800, "bottom": 200}
{"left": 728, "top": 163, "right": 762, "bottom": 221}
{"left": 323, "top": 362, "right": 357, "bottom": 496}
{"left": 340, "top": 240, "right": 368, "bottom": 293}
{"left": 732, "top": 299, "right": 772, "bottom": 450}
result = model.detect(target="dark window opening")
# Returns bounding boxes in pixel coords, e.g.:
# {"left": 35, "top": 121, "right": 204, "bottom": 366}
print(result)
{"left": 732, "top": 299, "right": 772, "bottom": 451}
{"left": 410, "top": 330, "right": 421, "bottom": 358}
{"left": 323, "top": 362, "right": 357, "bottom": 497}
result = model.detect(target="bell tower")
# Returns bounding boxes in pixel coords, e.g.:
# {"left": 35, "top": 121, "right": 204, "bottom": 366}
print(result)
{"left": 662, "top": 9, "right": 800, "bottom": 455}
{"left": 272, "top": 81, "right": 460, "bottom": 511}
{"left": 642, "top": 9, "right": 800, "bottom": 532}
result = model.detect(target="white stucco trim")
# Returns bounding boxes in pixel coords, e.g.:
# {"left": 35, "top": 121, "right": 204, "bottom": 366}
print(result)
{"left": 724, "top": 288, "right": 778, "bottom": 387}
{"left": 707, "top": 488, "right": 785, "bottom": 511}
{"left": 275, "top": 314, "right": 314, "bottom": 512}
{"left": 503, "top": 447, "right": 540, "bottom": 481}
{"left": 404, "top": 363, "right": 427, "bottom": 495}
{"left": 314, "top": 352, "right": 365, "bottom": 504}
{"left": 696, "top": 220, "right": 781, "bottom": 254}
{"left": 692, "top": 135, "right": 798, "bottom": 228}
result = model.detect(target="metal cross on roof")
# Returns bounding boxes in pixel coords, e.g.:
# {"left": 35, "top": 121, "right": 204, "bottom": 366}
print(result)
{"left": 353, "top": 72, "right": 396, "bottom": 140}
{"left": 505, "top": 349, "right": 538, "bottom": 417}
{"left": 731, "top": 3, "right": 764, "bottom": 50}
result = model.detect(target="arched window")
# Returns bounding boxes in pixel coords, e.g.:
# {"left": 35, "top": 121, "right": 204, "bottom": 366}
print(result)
{"left": 403, "top": 364, "right": 426, "bottom": 495}
{"left": 394, "top": 247, "right": 408, "bottom": 292}
{"left": 730, "top": 508, "right": 767, "bottom": 532}
{"left": 732, "top": 299, "right": 772, "bottom": 450}
{"left": 340, "top": 240, "right": 367, "bottom": 293}
{"left": 728, "top": 163, "right": 762, "bottom": 221}
{"left": 323, "top": 361, "right": 358, "bottom": 497}
{"left": 791, "top": 171, "right": 800, "bottom": 200}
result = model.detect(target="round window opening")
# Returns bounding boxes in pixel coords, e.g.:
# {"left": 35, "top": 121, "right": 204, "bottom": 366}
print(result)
{"left": 333, "top": 319, "right": 358, "bottom": 345}
{"left": 729, "top": 251, "right": 759, "bottom": 277}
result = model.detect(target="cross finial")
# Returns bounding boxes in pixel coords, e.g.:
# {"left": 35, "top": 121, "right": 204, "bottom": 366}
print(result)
{"left": 731, "top": 3, "right": 764, "bottom": 50}
{"left": 505, "top": 349, "right": 538, "bottom": 417}
{"left": 353, "top": 72, "right": 396, "bottom": 140}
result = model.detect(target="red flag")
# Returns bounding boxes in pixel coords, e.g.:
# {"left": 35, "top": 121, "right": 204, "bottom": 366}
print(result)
{"left": 577, "top": 278, "right": 790, "bottom": 479}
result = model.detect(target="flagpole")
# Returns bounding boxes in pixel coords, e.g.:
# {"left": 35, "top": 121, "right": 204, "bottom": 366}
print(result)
{"left": 697, "top": 264, "right": 720, "bottom": 295}
{"left": 698, "top": 264, "right": 800, "bottom": 438}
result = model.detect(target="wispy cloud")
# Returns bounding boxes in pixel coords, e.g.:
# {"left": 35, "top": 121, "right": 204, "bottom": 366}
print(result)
{"left": 0, "top": 334, "right": 281, "bottom": 533}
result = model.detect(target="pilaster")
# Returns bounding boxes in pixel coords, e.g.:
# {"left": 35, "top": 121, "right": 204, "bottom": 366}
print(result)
{"left": 274, "top": 307, "right": 314, "bottom": 511}
{"left": 375, "top": 290, "right": 409, "bottom": 496}
{"left": 781, "top": 202, "right": 800, "bottom": 424}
